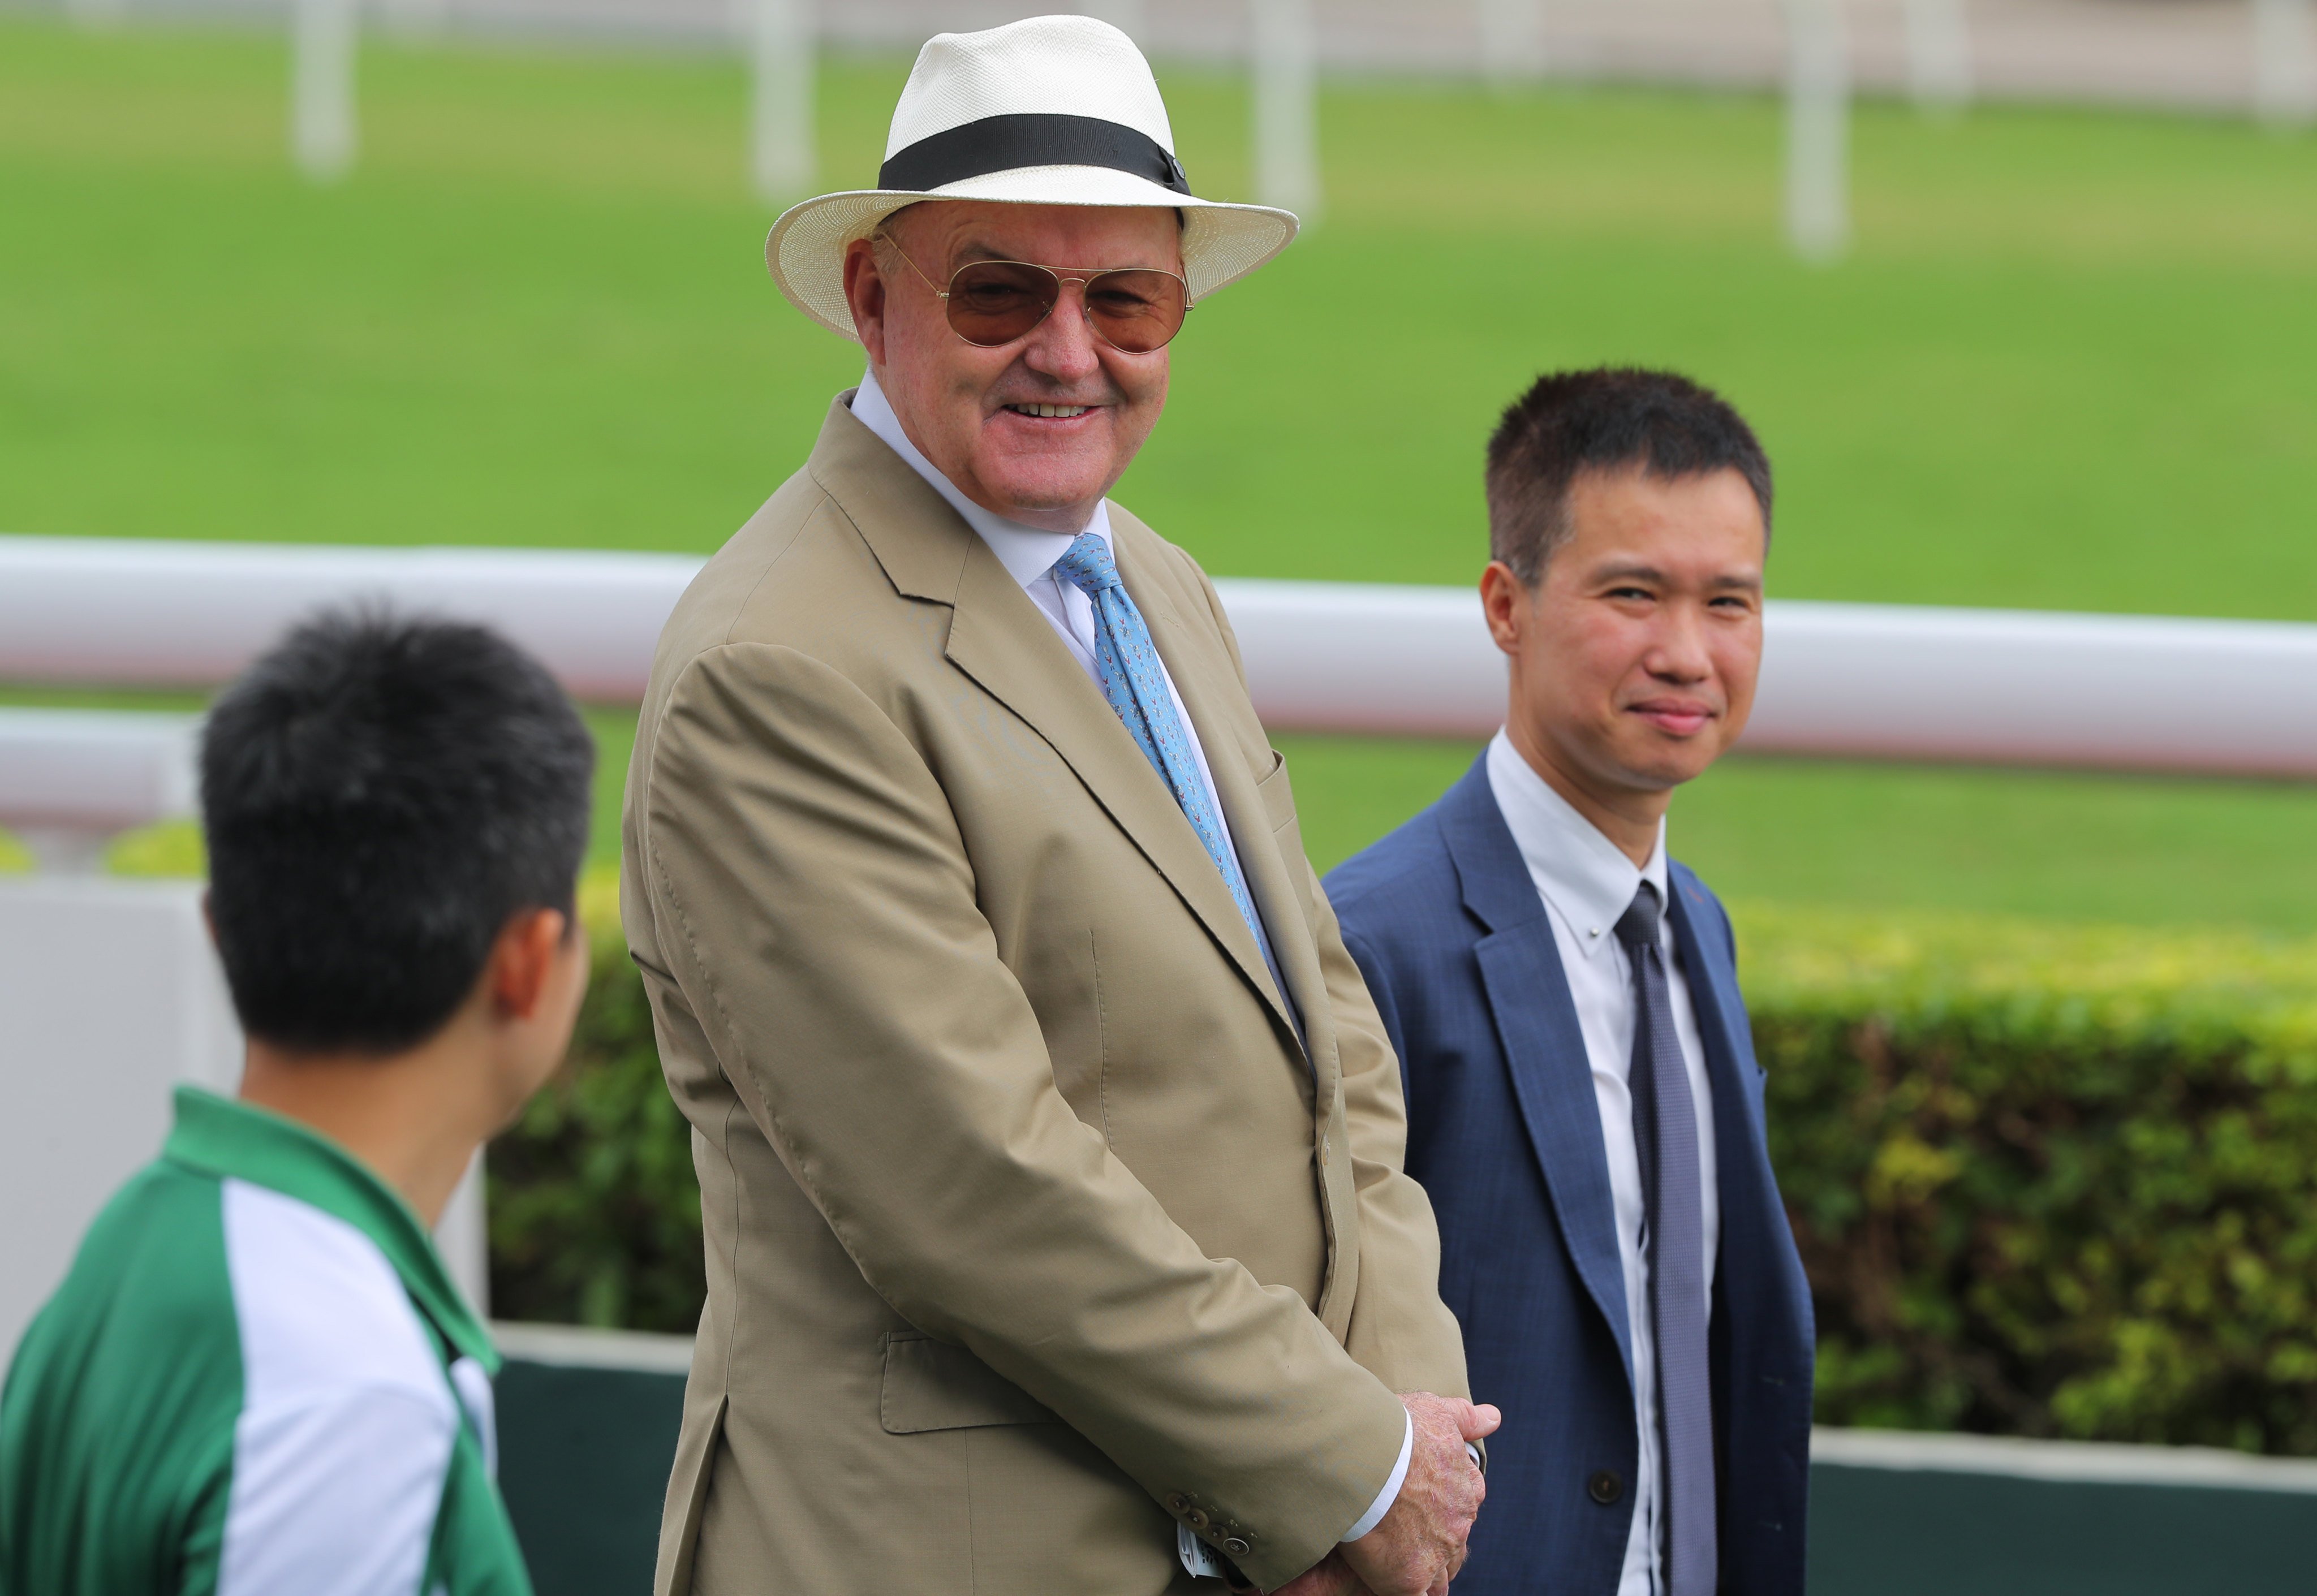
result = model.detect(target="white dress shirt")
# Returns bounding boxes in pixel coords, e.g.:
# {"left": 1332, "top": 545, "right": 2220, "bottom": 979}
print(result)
{"left": 1484, "top": 730, "right": 1720, "bottom": 1596}
{"left": 848, "top": 370, "right": 1411, "bottom": 1563}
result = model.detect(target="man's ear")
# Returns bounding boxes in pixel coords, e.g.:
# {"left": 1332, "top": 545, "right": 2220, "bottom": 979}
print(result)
{"left": 842, "top": 237, "right": 889, "bottom": 365}
{"left": 1479, "top": 561, "right": 1531, "bottom": 658}
{"left": 488, "top": 908, "right": 570, "bottom": 1023}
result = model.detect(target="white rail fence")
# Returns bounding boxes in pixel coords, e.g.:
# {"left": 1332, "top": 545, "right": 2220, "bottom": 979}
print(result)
{"left": 96, "top": 0, "right": 2311, "bottom": 261}
{"left": 6, "top": 535, "right": 2317, "bottom": 835}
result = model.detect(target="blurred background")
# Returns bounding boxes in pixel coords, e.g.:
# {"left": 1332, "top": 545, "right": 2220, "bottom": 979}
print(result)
{"left": 7, "top": 0, "right": 2316, "bottom": 915}
{"left": 3, "top": 0, "right": 2315, "bottom": 1589}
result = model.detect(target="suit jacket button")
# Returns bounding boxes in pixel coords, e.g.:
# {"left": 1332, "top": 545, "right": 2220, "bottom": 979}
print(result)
{"left": 1186, "top": 1508, "right": 1211, "bottom": 1530}
{"left": 1587, "top": 1469, "right": 1623, "bottom": 1505}
{"left": 1168, "top": 1494, "right": 1190, "bottom": 1514}
{"left": 1224, "top": 1538, "right": 1252, "bottom": 1556}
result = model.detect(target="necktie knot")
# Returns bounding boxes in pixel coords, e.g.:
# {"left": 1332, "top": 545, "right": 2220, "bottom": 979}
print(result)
{"left": 1613, "top": 879, "right": 1663, "bottom": 953}
{"left": 1052, "top": 532, "right": 1122, "bottom": 597}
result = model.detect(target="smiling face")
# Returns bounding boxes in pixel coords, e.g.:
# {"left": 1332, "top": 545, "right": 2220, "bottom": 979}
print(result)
{"left": 841, "top": 200, "right": 1181, "bottom": 533}
{"left": 1483, "top": 464, "right": 1767, "bottom": 862}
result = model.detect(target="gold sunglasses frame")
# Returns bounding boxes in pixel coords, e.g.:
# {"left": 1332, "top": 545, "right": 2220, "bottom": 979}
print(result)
{"left": 874, "top": 232, "right": 1193, "bottom": 353}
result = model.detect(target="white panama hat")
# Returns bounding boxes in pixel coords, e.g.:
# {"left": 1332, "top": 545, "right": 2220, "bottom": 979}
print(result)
{"left": 765, "top": 14, "right": 1300, "bottom": 342}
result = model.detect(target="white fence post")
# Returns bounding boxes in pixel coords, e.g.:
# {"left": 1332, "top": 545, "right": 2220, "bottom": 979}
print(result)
{"left": 2253, "top": 0, "right": 2317, "bottom": 128}
{"left": 1478, "top": 0, "right": 1547, "bottom": 89}
{"left": 748, "top": 0, "right": 816, "bottom": 204}
{"left": 1784, "top": 0, "right": 1851, "bottom": 263}
{"left": 291, "top": 0, "right": 359, "bottom": 183}
{"left": 1251, "top": 0, "right": 1321, "bottom": 220}
{"left": 0, "top": 878, "right": 246, "bottom": 1361}
{"left": 1079, "top": 0, "right": 1147, "bottom": 44}
{"left": 1903, "top": 0, "right": 1973, "bottom": 113}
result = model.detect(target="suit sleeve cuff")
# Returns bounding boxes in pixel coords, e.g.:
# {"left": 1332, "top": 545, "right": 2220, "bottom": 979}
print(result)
{"left": 1340, "top": 1411, "right": 1414, "bottom": 1543}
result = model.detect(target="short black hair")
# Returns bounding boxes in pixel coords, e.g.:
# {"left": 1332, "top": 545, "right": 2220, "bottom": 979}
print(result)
{"left": 1486, "top": 367, "right": 1773, "bottom": 583}
{"left": 200, "top": 611, "right": 595, "bottom": 1054}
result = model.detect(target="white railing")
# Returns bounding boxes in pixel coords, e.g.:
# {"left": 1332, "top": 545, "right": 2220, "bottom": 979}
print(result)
{"left": 0, "top": 708, "right": 200, "bottom": 872}
{"left": 57, "top": 0, "right": 2317, "bottom": 279}
{"left": 0, "top": 537, "right": 697, "bottom": 704}
{"left": 1217, "top": 579, "right": 2317, "bottom": 779}
{"left": 6, "top": 536, "right": 2317, "bottom": 817}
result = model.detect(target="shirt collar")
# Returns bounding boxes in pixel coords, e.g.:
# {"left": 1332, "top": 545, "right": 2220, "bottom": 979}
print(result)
{"left": 850, "top": 366, "right": 1113, "bottom": 592}
{"left": 163, "top": 1085, "right": 497, "bottom": 1371}
{"left": 1484, "top": 728, "right": 1670, "bottom": 961}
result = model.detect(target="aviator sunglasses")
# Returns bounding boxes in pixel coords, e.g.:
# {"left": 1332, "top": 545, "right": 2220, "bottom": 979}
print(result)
{"left": 876, "top": 233, "right": 1192, "bottom": 355}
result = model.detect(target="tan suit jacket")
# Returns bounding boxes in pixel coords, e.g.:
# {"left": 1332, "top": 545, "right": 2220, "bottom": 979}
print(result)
{"left": 622, "top": 396, "right": 1468, "bottom": 1595}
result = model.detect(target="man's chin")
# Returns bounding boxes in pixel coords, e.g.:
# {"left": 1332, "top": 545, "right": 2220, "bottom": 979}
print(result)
{"left": 975, "top": 461, "right": 1117, "bottom": 521}
{"left": 1602, "top": 734, "right": 1723, "bottom": 793}
{"left": 1621, "top": 752, "right": 1719, "bottom": 792}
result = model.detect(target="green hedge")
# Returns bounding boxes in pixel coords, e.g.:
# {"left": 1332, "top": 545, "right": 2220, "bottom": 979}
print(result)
{"left": 492, "top": 884, "right": 2317, "bottom": 1454}
{"left": 487, "top": 877, "right": 704, "bottom": 1332}
{"left": 1747, "top": 906, "right": 2317, "bottom": 1454}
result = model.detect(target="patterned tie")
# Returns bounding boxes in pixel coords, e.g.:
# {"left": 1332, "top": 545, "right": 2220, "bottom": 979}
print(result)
{"left": 1052, "top": 533, "right": 1264, "bottom": 948}
{"left": 1613, "top": 881, "right": 1717, "bottom": 1596}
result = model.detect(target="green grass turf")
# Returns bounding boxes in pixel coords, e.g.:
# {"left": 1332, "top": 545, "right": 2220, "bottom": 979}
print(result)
{"left": 5, "top": 18, "right": 2316, "bottom": 929}
{"left": 1276, "top": 738, "right": 2317, "bottom": 933}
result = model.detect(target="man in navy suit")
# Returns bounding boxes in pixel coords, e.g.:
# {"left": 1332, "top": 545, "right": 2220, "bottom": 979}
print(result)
{"left": 1327, "top": 369, "right": 1814, "bottom": 1596}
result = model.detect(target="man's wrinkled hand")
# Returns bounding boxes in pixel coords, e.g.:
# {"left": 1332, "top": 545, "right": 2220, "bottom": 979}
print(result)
{"left": 1334, "top": 1392, "right": 1500, "bottom": 1596}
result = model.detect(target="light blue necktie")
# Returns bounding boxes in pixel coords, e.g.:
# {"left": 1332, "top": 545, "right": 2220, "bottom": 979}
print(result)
{"left": 1052, "top": 533, "right": 1264, "bottom": 948}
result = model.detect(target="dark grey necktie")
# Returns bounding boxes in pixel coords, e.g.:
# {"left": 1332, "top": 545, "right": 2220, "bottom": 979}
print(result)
{"left": 1614, "top": 881, "right": 1716, "bottom": 1596}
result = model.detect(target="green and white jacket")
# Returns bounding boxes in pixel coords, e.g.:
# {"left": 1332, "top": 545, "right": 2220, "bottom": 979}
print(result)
{"left": 1, "top": 1088, "right": 533, "bottom": 1596}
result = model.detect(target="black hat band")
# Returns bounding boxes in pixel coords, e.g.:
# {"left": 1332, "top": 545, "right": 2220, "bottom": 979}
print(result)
{"left": 878, "top": 113, "right": 1191, "bottom": 197}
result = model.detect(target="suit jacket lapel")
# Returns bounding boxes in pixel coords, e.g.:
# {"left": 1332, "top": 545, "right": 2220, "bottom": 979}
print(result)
{"left": 1116, "top": 534, "right": 1313, "bottom": 1054}
{"left": 1666, "top": 870, "right": 1773, "bottom": 1234}
{"left": 807, "top": 401, "right": 1297, "bottom": 1042}
{"left": 1439, "top": 760, "right": 1635, "bottom": 1384}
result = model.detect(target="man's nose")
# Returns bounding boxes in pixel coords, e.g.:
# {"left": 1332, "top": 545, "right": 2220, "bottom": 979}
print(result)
{"left": 1019, "top": 282, "right": 1104, "bottom": 382}
{"left": 1647, "top": 607, "right": 1715, "bottom": 681}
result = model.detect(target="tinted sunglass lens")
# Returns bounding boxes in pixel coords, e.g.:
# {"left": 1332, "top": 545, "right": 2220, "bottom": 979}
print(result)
{"left": 945, "top": 261, "right": 1060, "bottom": 346}
{"left": 1084, "top": 270, "right": 1187, "bottom": 354}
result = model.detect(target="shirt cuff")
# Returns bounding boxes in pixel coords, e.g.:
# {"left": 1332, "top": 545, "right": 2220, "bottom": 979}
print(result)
{"left": 1341, "top": 1411, "right": 1415, "bottom": 1543}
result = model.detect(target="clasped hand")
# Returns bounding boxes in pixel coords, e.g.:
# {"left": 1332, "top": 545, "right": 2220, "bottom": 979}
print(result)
{"left": 1267, "top": 1391, "right": 1501, "bottom": 1596}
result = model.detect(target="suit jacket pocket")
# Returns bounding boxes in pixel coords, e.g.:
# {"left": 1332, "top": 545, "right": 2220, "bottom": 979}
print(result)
{"left": 879, "top": 1331, "right": 1060, "bottom": 1434}
{"left": 1255, "top": 750, "right": 1315, "bottom": 925}
{"left": 1256, "top": 749, "right": 1296, "bottom": 832}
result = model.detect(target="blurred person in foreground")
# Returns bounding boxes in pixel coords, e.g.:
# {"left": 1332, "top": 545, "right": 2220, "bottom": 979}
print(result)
{"left": 0, "top": 612, "right": 594, "bottom": 1595}
{"left": 623, "top": 15, "right": 1489, "bottom": 1596}
{"left": 1325, "top": 370, "right": 1816, "bottom": 1596}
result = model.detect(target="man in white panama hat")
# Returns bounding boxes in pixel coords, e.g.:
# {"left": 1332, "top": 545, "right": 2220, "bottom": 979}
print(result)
{"left": 623, "top": 16, "right": 1496, "bottom": 1595}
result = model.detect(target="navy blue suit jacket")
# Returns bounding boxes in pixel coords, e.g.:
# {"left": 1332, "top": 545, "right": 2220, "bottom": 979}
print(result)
{"left": 1325, "top": 757, "right": 1814, "bottom": 1596}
